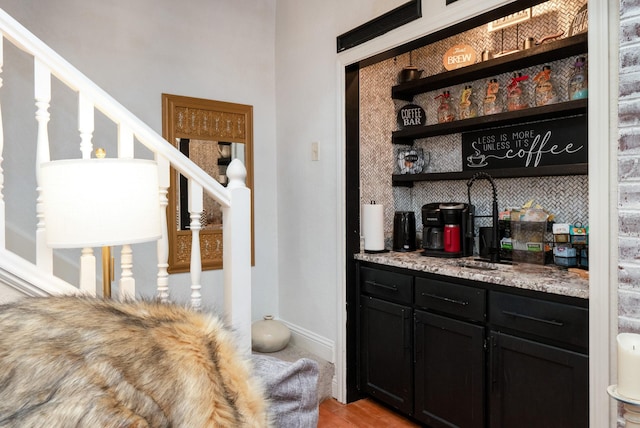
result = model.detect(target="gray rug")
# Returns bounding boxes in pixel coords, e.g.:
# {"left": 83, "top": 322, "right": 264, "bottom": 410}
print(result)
{"left": 253, "top": 344, "right": 334, "bottom": 402}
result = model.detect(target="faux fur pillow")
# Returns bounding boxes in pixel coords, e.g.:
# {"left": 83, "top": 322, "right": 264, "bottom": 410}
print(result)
{"left": 0, "top": 296, "right": 270, "bottom": 427}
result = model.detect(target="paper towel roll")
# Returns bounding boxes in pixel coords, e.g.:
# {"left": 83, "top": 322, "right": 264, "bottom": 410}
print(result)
{"left": 362, "top": 204, "right": 385, "bottom": 251}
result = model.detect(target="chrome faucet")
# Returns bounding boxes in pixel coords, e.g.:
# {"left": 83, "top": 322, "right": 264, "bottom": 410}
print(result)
{"left": 467, "top": 172, "right": 500, "bottom": 263}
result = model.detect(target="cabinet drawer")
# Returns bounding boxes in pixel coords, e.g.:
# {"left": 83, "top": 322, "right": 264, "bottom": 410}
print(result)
{"left": 415, "top": 278, "right": 486, "bottom": 321}
{"left": 490, "top": 291, "right": 588, "bottom": 349}
{"left": 360, "top": 266, "right": 413, "bottom": 304}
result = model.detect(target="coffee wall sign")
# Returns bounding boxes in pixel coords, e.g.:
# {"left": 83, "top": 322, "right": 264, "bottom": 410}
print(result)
{"left": 397, "top": 104, "right": 426, "bottom": 128}
{"left": 462, "top": 115, "right": 587, "bottom": 171}
{"left": 443, "top": 44, "right": 476, "bottom": 71}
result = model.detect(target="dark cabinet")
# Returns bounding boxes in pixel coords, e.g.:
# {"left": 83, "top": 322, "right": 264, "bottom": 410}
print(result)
{"left": 488, "top": 332, "right": 588, "bottom": 428}
{"left": 488, "top": 291, "right": 589, "bottom": 428}
{"left": 360, "top": 296, "right": 413, "bottom": 415}
{"left": 359, "top": 267, "right": 414, "bottom": 415}
{"left": 357, "top": 263, "right": 589, "bottom": 427}
{"left": 414, "top": 310, "right": 485, "bottom": 428}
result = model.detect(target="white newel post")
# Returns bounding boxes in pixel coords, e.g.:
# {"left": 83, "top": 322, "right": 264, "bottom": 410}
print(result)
{"left": 223, "top": 159, "right": 251, "bottom": 355}
{"left": 0, "top": 35, "right": 5, "bottom": 248}
{"left": 76, "top": 93, "right": 96, "bottom": 295}
{"left": 189, "top": 180, "right": 203, "bottom": 311}
{"left": 156, "top": 155, "right": 170, "bottom": 303}
{"left": 34, "top": 59, "right": 53, "bottom": 274}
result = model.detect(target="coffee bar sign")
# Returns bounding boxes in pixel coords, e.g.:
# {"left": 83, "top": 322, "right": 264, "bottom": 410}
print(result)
{"left": 462, "top": 115, "right": 587, "bottom": 171}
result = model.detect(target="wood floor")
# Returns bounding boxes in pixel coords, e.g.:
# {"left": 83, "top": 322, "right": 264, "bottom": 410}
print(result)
{"left": 318, "top": 398, "right": 420, "bottom": 427}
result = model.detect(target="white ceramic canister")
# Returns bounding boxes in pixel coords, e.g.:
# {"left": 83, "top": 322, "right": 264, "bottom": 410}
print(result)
{"left": 251, "top": 315, "right": 291, "bottom": 353}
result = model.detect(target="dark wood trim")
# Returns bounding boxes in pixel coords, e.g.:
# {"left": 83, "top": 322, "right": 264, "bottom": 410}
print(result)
{"left": 337, "top": 1, "right": 421, "bottom": 52}
{"left": 345, "top": 63, "right": 362, "bottom": 402}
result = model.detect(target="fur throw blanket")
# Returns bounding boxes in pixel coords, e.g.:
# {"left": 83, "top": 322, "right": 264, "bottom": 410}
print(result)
{"left": 0, "top": 296, "right": 269, "bottom": 427}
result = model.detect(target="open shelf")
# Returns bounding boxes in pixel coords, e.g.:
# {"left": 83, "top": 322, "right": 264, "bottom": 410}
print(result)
{"left": 392, "top": 98, "right": 587, "bottom": 144}
{"left": 391, "top": 32, "right": 588, "bottom": 101}
{"left": 392, "top": 163, "right": 588, "bottom": 187}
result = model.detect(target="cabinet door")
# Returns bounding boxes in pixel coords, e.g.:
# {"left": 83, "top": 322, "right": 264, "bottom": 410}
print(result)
{"left": 360, "top": 295, "right": 413, "bottom": 415}
{"left": 489, "top": 331, "right": 588, "bottom": 428}
{"left": 414, "top": 310, "right": 485, "bottom": 428}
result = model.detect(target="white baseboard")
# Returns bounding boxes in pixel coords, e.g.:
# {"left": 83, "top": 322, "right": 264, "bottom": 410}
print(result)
{"left": 280, "top": 320, "right": 335, "bottom": 364}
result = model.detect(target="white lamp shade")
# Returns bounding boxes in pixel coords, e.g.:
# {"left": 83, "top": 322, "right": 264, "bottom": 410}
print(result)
{"left": 41, "top": 158, "right": 162, "bottom": 248}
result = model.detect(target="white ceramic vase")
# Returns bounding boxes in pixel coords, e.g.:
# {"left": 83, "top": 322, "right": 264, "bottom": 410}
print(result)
{"left": 251, "top": 315, "right": 291, "bottom": 353}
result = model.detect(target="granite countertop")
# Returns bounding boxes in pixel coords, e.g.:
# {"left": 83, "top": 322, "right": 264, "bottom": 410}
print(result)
{"left": 354, "top": 251, "right": 589, "bottom": 300}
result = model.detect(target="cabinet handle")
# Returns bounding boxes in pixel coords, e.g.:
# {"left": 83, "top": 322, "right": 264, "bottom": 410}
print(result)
{"left": 365, "top": 280, "right": 398, "bottom": 292}
{"left": 501, "top": 310, "right": 564, "bottom": 327}
{"left": 421, "top": 292, "right": 469, "bottom": 306}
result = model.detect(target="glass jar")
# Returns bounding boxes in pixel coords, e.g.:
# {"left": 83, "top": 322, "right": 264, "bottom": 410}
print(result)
{"left": 458, "top": 85, "right": 477, "bottom": 119}
{"left": 436, "top": 90, "right": 455, "bottom": 123}
{"left": 568, "top": 57, "right": 589, "bottom": 100}
{"left": 507, "top": 72, "right": 530, "bottom": 111}
{"left": 533, "top": 65, "right": 558, "bottom": 106}
{"left": 482, "top": 78, "right": 503, "bottom": 115}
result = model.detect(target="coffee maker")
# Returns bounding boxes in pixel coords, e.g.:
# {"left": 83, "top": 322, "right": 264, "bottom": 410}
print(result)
{"left": 422, "top": 202, "right": 474, "bottom": 258}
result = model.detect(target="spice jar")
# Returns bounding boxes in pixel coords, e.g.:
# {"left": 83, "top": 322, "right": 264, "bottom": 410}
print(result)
{"left": 507, "top": 72, "right": 530, "bottom": 111}
{"left": 568, "top": 57, "right": 588, "bottom": 100}
{"left": 436, "top": 90, "right": 455, "bottom": 123}
{"left": 482, "top": 78, "right": 503, "bottom": 115}
{"left": 458, "top": 85, "right": 477, "bottom": 119}
{"left": 533, "top": 65, "right": 558, "bottom": 106}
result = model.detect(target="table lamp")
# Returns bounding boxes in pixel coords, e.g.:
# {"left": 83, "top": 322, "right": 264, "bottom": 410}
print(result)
{"left": 40, "top": 155, "right": 162, "bottom": 297}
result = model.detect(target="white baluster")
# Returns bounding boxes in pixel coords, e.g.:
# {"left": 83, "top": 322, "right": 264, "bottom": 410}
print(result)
{"left": 78, "top": 94, "right": 94, "bottom": 159}
{"left": 118, "top": 124, "right": 134, "bottom": 159}
{"left": 77, "top": 92, "right": 96, "bottom": 292}
{"left": 117, "top": 124, "right": 135, "bottom": 299}
{"left": 79, "top": 248, "right": 97, "bottom": 296}
{"left": 156, "top": 155, "right": 170, "bottom": 303}
{"left": 223, "top": 159, "right": 252, "bottom": 354}
{"left": 189, "top": 180, "right": 203, "bottom": 311}
{"left": 34, "top": 59, "right": 53, "bottom": 273}
{"left": 0, "top": 35, "right": 5, "bottom": 248}
{"left": 119, "top": 244, "right": 135, "bottom": 300}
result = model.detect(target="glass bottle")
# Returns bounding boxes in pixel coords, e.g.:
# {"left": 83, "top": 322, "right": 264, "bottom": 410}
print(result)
{"left": 483, "top": 79, "right": 503, "bottom": 115}
{"left": 436, "top": 90, "right": 455, "bottom": 123}
{"left": 533, "top": 65, "right": 558, "bottom": 106}
{"left": 568, "top": 57, "right": 589, "bottom": 100}
{"left": 458, "top": 85, "right": 477, "bottom": 119}
{"left": 507, "top": 72, "right": 530, "bottom": 111}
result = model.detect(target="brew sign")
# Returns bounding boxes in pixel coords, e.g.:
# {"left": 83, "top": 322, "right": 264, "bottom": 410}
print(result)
{"left": 443, "top": 44, "right": 476, "bottom": 71}
{"left": 462, "top": 115, "right": 587, "bottom": 171}
{"left": 397, "top": 104, "right": 426, "bottom": 128}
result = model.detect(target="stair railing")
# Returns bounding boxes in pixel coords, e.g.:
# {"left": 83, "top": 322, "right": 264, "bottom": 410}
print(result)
{"left": 0, "top": 8, "right": 252, "bottom": 352}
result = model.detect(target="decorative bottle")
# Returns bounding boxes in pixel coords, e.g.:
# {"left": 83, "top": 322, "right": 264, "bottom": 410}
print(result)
{"left": 568, "top": 57, "right": 589, "bottom": 100}
{"left": 436, "top": 90, "right": 455, "bottom": 123}
{"left": 507, "top": 72, "right": 530, "bottom": 111}
{"left": 482, "top": 78, "right": 503, "bottom": 115}
{"left": 533, "top": 65, "right": 558, "bottom": 106}
{"left": 251, "top": 315, "right": 291, "bottom": 353}
{"left": 458, "top": 85, "right": 477, "bottom": 119}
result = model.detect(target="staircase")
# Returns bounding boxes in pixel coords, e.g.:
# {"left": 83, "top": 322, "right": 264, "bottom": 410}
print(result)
{"left": 0, "top": 9, "right": 252, "bottom": 351}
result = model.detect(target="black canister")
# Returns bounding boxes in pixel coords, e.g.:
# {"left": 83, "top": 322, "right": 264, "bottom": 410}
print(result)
{"left": 393, "top": 211, "right": 416, "bottom": 251}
